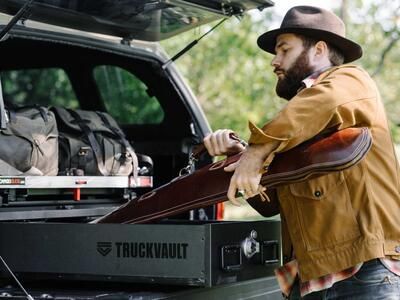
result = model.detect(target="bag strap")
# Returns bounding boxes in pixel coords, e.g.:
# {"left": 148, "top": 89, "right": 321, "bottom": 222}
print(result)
{"left": 7, "top": 105, "right": 49, "bottom": 125}
{"left": 95, "top": 111, "right": 139, "bottom": 179}
{"left": 67, "top": 109, "right": 108, "bottom": 176}
{"left": 136, "top": 153, "right": 153, "bottom": 175}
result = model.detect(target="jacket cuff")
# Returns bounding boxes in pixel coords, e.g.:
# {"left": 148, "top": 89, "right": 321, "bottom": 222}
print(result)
{"left": 248, "top": 121, "right": 288, "bottom": 148}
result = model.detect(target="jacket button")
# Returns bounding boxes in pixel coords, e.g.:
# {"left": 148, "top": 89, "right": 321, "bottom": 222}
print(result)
{"left": 314, "top": 190, "right": 322, "bottom": 197}
{"left": 395, "top": 246, "right": 400, "bottom": 253}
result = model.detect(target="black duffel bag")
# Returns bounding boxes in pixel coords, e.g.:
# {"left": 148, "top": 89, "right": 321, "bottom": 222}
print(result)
{"left": 52, "top": 106, "right": 144, "bottom": 177}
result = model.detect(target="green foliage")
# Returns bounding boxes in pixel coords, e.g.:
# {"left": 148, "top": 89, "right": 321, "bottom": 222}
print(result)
{"left": 162, "top": 12, "right": 283, "bottom": 139}
{"left": 1, "top": 68, "right": 78, "bottom": 108}
{"left": 93, "top": 66, "right": 164, "bottom": 124}
{"left": 349, "top": 0, "right": 400, "bottom": 139}
{"left": 1, "top": 66, "right": 165, "bottom": 125}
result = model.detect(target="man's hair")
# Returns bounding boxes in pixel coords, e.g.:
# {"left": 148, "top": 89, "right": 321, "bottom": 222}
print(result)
{"left": 299, "top": 35, "right": 345, "bottom": 66}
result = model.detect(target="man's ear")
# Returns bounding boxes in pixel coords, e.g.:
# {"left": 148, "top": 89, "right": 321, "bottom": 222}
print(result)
{"left": 314, "top": 41, "right": 329, "bottom": 60}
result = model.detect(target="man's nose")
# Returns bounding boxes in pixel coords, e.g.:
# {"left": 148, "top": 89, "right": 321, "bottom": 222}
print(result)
{"left": 271, "top": 55, "right": 280, "bottom": 67}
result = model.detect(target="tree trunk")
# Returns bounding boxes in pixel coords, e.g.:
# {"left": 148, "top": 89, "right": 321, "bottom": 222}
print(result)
{"left": 340, "top": 0, "right": 348, "bottom": 25}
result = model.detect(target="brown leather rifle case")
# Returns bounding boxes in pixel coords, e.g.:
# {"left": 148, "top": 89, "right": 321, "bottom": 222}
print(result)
{"left": 92, "top": 127, "right": 372, "bottom": 224}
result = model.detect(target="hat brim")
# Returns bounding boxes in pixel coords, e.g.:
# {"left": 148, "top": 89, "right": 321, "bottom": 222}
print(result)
{"left": 257, "top": 27, "right": 362, "bottom": 63}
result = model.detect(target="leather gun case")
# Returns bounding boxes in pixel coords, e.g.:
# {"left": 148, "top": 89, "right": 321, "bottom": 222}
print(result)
{"left": 93, "top": 127, "right": 372, "bottom": 224}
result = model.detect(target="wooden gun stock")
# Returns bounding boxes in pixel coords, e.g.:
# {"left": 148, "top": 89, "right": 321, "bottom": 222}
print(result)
{"left": 92, "top": 127, "right": 371, "bottom": 224}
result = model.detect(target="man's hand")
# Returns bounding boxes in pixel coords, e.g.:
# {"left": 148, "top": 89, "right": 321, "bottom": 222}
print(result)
{"left": 203, "top": 129, "right": 245, "bottom": 156}
{"left": 203, "top": 129, "right": 278, "bottom": 206}
{"left": 225, "top": 142, "right": 279, "bottom": 205}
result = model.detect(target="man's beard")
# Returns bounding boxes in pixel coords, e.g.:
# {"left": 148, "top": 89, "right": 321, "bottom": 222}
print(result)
{"left": 275, "top": 50, "right": 314, "bottom": 100}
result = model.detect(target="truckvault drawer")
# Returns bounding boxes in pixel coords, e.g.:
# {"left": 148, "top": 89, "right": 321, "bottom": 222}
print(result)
{"left": 0, "top": 220, "right": 280, "bottom": 287}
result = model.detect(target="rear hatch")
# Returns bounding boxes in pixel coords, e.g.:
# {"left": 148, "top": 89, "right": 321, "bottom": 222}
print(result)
{"left": 0, "top": 0, "right": 274, "bottom": 40}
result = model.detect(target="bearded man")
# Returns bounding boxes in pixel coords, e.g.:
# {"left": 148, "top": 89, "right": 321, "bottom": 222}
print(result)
{"left": 204, "top": 6, "right": 400, "bottom": 299}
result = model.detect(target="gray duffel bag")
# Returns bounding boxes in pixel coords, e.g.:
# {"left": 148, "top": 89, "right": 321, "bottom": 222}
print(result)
{"left": 0, "top": 106, "right": 59, "bottom": 176}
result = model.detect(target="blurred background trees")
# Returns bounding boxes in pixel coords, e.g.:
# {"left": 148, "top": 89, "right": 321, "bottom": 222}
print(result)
{"left": 161, "top": 0, "right": 400, "bottom": 142}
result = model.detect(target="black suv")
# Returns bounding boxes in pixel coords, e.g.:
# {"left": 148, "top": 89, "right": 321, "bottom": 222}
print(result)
{"left": 0, "top": 0, "right": 272, "bottom": 221}
{"left": 0, "top": 1, "right": 280, "bottom": 299}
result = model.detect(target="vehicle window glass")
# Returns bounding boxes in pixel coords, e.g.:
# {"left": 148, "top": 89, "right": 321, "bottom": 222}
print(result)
{"left": 93, "top": 66, "right": 164, "bottom": 124}
{"left": 0, "top": 68, "right": 79, "bottom": 108}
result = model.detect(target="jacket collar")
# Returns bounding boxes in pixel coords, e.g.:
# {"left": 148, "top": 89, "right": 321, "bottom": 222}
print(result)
{"left": 299, "top": 66, "right": 333, "bottom": 92}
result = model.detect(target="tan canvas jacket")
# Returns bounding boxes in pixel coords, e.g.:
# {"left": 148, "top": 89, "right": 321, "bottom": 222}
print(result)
{"left": 248, "top": 64, "right": 400, "bottom": 282}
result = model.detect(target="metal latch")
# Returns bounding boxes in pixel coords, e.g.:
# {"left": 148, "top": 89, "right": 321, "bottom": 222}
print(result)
{"left": 261, "top": 240, "right": 280, "bottom": 265}
{"left": 220, "top": 245, "right": 242, "bottom": 272}
{"left": 179, "top": 152, "right": 198, "bottom": 176}
{"left": 78, "top": 146, "right": 91, "bottom": 156}
{"left": 241, "top": 230, "right": 260, "bottom": 259}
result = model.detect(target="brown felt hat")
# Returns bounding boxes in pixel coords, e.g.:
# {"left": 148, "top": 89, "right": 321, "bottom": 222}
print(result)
{"left": 257, "top": 6, "right": 362, "bottom": 63}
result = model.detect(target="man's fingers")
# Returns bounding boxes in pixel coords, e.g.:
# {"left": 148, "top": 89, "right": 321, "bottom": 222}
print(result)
{"left": 203, "top": 129, "right": 244, "bottom": 157}
{"left": 203, "top": 129, "right": 225, "bottom": 156}
{"left": 249, "top": 176, "right": 262, "bottom": 196}
{"left": 227, "top": 180, "right": 241, "bottom": 206}
{"left": 203, "top": 133, "right": 215, "bottom": 156}
{"left": 231, "top": 171, "right": 262, "bottom": 200}
{"left": 216, "top": 129, "right": 236, "bottom": 155}
{"left": 210, "top": 131, "right": 221, "bottom": 156}
{"left": 224, "top": 161, "right": 238, "bottom": 172}
{"left": 216, "top": 130, "right": 227, "bottom": 154}
{"left": 236, "top": 173, "right": 259, "bottom": 197}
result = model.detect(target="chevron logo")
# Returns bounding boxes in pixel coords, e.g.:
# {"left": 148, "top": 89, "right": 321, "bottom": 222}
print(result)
{"left": 97, "top": 242, "right": 112, "bottom": 256}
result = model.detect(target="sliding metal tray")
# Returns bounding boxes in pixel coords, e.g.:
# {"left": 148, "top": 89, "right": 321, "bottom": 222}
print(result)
{"left": 0, "top": 175, "right": 152, "bottom": 189}
{"left": 0, "top": 175, "right": 153, "bottom": 221}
